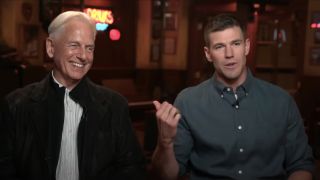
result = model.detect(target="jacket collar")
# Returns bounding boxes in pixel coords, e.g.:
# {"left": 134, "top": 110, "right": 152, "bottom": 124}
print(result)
{"left": 30, "top": 74, "right": 110, "bottom": 107}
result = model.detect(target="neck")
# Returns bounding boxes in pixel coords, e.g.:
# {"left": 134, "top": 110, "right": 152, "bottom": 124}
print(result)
{"left": 52, "top": 70, "right": 80, "bottom": 90}
{"left": 216, "top": 69, "right": 247, "bottom": 92}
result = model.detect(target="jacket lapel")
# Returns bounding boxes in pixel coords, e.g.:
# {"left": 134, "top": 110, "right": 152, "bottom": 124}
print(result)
{"left": 70, "top": 78, "right": 110, "bottom": 178}
{"left": 80, "top": 98, "right": 109, "bottom": 177}
{"left": 29, "top": 76, "right": 50, "bottom": 156}
{"left": 30, "top": 75, "right": 65, "bottom": 177}
{"left": 30, "top": 100, "right": 49, "bottom": 158}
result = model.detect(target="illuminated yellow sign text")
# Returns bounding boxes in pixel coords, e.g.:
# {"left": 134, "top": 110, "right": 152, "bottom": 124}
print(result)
{"left": 84, "top": 8, "right": 114, "bottom": 24}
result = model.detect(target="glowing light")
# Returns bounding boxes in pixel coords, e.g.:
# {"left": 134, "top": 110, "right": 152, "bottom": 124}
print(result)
{"left": 317, "top": 23, "right": 320, "bottom": 28}
{"left": 96, "top": 23, "right": 109, "bottom": 31}
{"left": 109, "top": 29, "right": 121, "bottom": 41}
{"left": 84, "top": 8, "right": 114, "bottom": 24}
{"left": 253, "top": 3, "right": 260, "bottom": 9}
{"left": 311, "top": 23, "right": 317, "bottom": 29}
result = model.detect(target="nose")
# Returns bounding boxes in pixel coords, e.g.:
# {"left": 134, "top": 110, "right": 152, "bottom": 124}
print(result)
{"left": 225, "top": 45, "right": 234, "bottom": 58}
{"left": 77, "top": 46, "right": 87, "bottom": 61}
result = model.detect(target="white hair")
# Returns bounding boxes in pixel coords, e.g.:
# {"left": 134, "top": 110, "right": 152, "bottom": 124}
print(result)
{"left": 48, "top": 11, "right": 96, "bottom": 38}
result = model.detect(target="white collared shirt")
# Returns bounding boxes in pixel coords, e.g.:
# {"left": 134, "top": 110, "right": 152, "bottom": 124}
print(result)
{"left": 52, "top": 72, "right": 83, "bottom": 180}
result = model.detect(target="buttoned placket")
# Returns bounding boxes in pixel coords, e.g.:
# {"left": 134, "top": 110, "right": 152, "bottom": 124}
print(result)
{"left": 220, "top": 87, "right": 247, "bottom": 177}
{"left": 234, "top": 88, "right": 250, "bottom": 177}
{"left": 235, "top": 94, "right": 243, "bottom": 176}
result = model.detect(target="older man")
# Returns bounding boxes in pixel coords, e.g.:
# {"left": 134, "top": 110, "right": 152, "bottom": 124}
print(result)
{"left": 0, "top": 11, "right": 145, "bottom": 180}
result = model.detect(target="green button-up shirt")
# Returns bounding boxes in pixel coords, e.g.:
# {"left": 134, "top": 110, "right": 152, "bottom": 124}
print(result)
{"left": 174, "top": 70, "right": 314, "bottom": 180}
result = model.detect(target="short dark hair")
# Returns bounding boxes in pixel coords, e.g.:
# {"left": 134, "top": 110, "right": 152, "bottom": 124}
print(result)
{"left": 204, "top": 14, "right": 246, "bottom": 46}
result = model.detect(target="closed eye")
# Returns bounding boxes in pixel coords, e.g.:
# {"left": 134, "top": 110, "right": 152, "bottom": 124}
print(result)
{"left": 68, "top": 43, "right": 80, "bottom": 49}
{"left": 213, "top": 44, "right": 224, "bottom": 50}
{"left": 232, "top": 40, "right": 242, "bottom": 46}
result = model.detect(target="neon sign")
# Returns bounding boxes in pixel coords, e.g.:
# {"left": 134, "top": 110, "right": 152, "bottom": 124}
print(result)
{"left": 84, "top": 8, "right": 114, "bottom": 24}
{"left": 310, "top": 23, "right": 320, "bottom": 29}
{"left": 109, "top": 29, "right": 121, "bottom": 41}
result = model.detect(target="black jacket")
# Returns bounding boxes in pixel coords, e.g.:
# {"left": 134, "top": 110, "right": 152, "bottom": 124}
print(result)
{"left": 0, "top": 75, "right": 145, "bottom": 180}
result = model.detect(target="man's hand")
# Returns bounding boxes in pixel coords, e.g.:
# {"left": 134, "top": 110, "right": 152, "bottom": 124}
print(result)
{"left": 153, "top": 101, "right": 181, "bottom": 148}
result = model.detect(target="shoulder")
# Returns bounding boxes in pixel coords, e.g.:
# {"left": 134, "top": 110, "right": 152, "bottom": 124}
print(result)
{"left": 255, "top": 78, "right": 289, "bottom": 96}
{"left": 175, "top": 79, "right": 212, "bottom": 104}
{"left": 5, "top": 80, "right": 46, "bottom": 110}
{"left": 253, "top": 77, "right": 292, "bottom": 102}
{"left": 86, "top": 79, "right": 128, "bottom": 106}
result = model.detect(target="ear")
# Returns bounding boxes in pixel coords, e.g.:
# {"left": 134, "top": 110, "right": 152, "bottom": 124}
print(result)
{"left": 204, "top": 46, "right": 213, "bottom": 62}
{"left": 46, "top": 38, "right": 54, "bottom": 58}
{"left": 245, "top": 38, "right": 250, "bottom": 56}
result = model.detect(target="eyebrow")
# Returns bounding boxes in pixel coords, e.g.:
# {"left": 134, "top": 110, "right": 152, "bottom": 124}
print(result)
{"left": 85, "top": 43, "right": 95, "bottom": 47}
{"left": 231, "top": 39, "right": 243, "bottom": 43}
{"left": 67, "top": 41, "right": 80, "bottom": 45}
{"left": 212, "top": 39, "right": 243, "bottom": 46}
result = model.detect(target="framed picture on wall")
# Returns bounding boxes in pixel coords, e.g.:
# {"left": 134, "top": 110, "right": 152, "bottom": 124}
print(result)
{"left": 310, "top": 47, "right": 320, "bottom": 65}
{"left": 163, "top": 12, "right": 177, "bottom": 31}
{"left": 39, "top": 0, "right": 61, "bottom": 31}
{"left": 163, "top": 37, "right": 176, "bottom": 55}
{"left": 151, "top": 42, "right": 161, "bottom": 62}
{"left": 20, "top": 24, "right": 39, "bottom": 58}
{"left": 152, "top": 0, "right": 162, "bottom": 18}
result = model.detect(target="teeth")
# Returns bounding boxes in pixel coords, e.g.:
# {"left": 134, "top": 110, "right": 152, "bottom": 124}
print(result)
{"left": 72, "top": 62, "right": 84, "bottom": 68}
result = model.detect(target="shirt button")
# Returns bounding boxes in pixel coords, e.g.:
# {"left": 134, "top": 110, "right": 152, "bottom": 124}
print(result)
{"left": 238, "top": 125, "right": 242, "bottom": 130}
{"left": 220, "top": 94, "right": 224, "bottom": 98}
{"left": 227, "top": 88, "right": 231, "bottom": 92}
{"left": 235, "top": 105, "right": 239, "bottom": 109}
{"left": 238, "top": 170, "right": 243, "bottom": 174}
{"left": 239, "top": 148, "right": 244, "bottom": 152}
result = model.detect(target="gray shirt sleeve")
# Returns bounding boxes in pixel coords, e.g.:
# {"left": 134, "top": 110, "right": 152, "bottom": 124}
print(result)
{"left": 284, "top": 97, "right": 314, "bottom": 175}
{"left": 174, "top": 95, "right": 194, "bottom": 176}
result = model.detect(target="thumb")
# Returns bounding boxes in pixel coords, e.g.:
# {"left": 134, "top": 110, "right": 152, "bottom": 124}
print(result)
{"left": 153, "top": 100, "right": 161, "bottom": 110}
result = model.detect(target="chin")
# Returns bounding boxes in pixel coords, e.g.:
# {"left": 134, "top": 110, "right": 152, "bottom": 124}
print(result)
{"left": 222, "top": 70, "right": 239, "bottom": 78}
{"left": 68, "top": 73, "right": 86, "bottom": 81}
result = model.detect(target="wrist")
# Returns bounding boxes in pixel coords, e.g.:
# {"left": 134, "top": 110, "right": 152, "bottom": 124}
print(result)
{"left": 158, "top": 139, "right": 174, "bottom": 149}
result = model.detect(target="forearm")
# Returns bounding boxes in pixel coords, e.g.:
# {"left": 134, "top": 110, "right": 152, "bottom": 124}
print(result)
{"left": 151, "top": 143, "right": 179, "bottom": 180}
{"left": 288, "top": 170, "right": 312, "bottom": 180}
